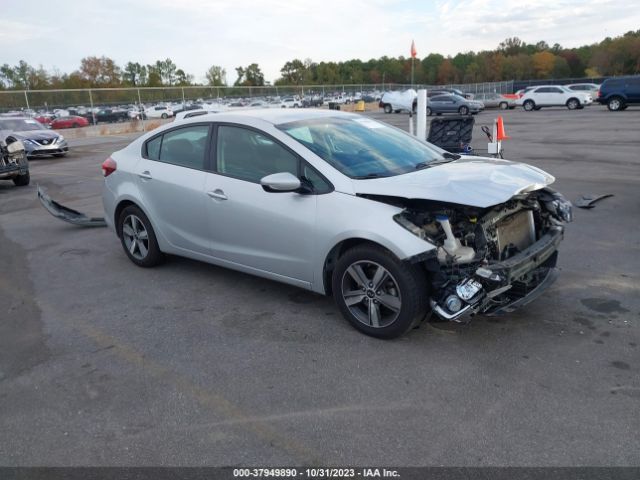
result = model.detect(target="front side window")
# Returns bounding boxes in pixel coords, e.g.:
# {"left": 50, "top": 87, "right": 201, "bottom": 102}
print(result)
{"left": 216, "top": 126, "right": 298, "bottom": 183}
{"left": 278, "top": 116, "right": 445, "bottom": 179}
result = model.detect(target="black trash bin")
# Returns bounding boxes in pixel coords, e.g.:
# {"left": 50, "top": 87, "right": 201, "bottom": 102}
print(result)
{"left": 427, "top": 115, "right": 474, "bottom": 153}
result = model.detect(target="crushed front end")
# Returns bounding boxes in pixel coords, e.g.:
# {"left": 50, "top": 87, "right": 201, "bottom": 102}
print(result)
{"left": 396, "top": 188, "right": 572, "bottom": 322}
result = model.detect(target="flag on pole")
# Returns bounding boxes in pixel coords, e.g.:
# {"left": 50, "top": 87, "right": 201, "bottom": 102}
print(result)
{"left": 410, "top": 39, "right": 417, "bottom": 58}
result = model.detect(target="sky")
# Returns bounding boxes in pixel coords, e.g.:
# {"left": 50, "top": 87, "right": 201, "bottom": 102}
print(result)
{"left": 1, "top": 0, "right": 639, "bottom": 84}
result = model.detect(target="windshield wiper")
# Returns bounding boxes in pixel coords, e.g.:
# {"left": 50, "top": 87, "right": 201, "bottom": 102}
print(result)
{"left": 353, "top": 173, "right": 389, "bottom": 179}
{"left": 443, "top": 152, "right": 461, "bottom": 160}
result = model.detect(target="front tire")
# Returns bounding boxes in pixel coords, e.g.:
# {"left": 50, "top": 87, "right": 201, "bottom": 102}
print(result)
{"left": 332, "top": 245, "right": 428, "bottom": 339}
{"left": 12, "top": 171, "right": 30, "bottom": 186}
{"left": 458, "top": 105, "right": 470, "bottom": 115}
{"left": 117, "top": 205, "right": 164, "bottom": 267}
{"left": 523, "top": 100, "right": 535, "bottom": 111}
{"left": 566, "top": 98, "right": 579, "bottom": 110}
{"left": 426, "top": 107, "right": 432, "bottom": 116}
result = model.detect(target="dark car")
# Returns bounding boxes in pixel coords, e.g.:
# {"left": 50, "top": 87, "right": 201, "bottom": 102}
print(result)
{"left": 427, "top": 94, "right": 483, "bottom": 116}
{"left": 0, "top": 117, "right": 69, "bottom": 158}
{"left": 86, "top": 109, "right": 130, "bottom": 124}
{"left": 428, "top": 88, "right": 473, "bottom": 99}
{"left": 597, "top": 75, "right": 640, "bottom": 111}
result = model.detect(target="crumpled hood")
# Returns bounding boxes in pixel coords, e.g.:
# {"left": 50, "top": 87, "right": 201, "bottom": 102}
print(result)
{"left": 353, "top": 157, "right": 555, "bottom": 208}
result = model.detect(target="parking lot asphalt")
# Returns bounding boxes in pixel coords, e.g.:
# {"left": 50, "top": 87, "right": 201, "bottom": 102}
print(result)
{"left": 1, "top": 106, "right": 639, "bottom": 466}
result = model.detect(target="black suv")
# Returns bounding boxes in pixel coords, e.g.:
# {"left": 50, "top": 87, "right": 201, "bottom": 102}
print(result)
{"left": 597, "top": 75, "right": 640, "bottom": 111}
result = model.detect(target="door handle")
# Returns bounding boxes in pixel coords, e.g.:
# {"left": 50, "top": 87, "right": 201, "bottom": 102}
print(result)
{"left": 138, "top": 171, "right": 152, "bottom": 180}
{"left": 207, "top": 189, "right": 228, "bottom": 200}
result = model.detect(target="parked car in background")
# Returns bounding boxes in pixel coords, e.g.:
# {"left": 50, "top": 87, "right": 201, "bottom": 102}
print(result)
{"left": 0, "top": 138, "right": 29, "bottom": 186}
{"left": 50, "top": 115, "right": 90, "bottom": 129}
{"left": 379, "top": 89, "right": 417, "bottom": 113}
{"left": 99, "top": 109, "right": 571, "bottom": 338}
{"left": 87, "top": 109, "right": 130, "bottom": 124}
{"left": 516, "top": 86, "right": 592, "bottom": 111}
{"left": 144, "top": 106, "right": 174, "bottom": 119}
{"left": 281, "top": 97, "right": 302, "bottom": 108}
{"left": 596, "top": 75, "right": 640, "bottom": 111}
{"left": 34, "top": 114, "right": 55, "bottom": 125}
{"left": 566, "top": 83, "right": 600, "bottom": 96}
{"left": 514, "top": 87, "right": 536, "bottom": 98}
{"left": 0, "top": 117, "right": 68, "bottom": 157}
{"left": 428, "top": 88, "right": 473, "bottom": 99}
{"left": 473, "top": 92, "right": 515, "bottom": 109}
{"left": 427, "top": 94, "right": 484, "bottom": 115}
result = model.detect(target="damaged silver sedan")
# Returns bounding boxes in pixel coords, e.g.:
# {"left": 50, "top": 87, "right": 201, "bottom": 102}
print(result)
{"left": 97, "top": 109, "right": 570, "bottom": 338}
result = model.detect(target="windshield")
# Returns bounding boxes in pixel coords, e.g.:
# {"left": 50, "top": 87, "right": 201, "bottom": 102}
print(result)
{"left": 0, "top": 118, "right": 47, "bottom": 132}
{"left": 277, "top": 116, "right": 446, "bottom": 178}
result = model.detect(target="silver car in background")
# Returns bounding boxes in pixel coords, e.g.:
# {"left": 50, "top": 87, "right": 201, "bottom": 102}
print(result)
{"left": 473, "top": 92, "right": 516, "bottom": 109}
{"left": 101, "top": 110, "right": 571, "bottom": 338}
{"left": 0, "top": 117, "right": 69, "bottom": 158}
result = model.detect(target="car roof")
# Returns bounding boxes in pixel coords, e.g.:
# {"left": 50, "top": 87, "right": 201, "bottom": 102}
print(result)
{"left": 179, "top": 108, "right": 360, "bottom": 126}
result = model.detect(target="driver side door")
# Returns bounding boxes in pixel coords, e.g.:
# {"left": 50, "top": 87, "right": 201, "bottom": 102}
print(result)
{"left": 203, "top": 124, "right": 323, "bottom": 284}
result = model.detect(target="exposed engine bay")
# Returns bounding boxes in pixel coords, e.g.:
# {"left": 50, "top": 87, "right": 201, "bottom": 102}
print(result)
{"left": 385, "top": 188, "right": 573, "bottom": 322}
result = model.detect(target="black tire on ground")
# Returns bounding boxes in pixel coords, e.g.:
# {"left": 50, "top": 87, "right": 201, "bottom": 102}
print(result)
{"left": 12, "top": 171, "right": 30, "bottom": 186}
{"left": 72, "top": 123, "right": 79, "bottom": 128}
{"left": 607, "top": 96, "right": 624, "bottom": 111}
{"left": 458, "top": 105, "right": 469, "bottom": 115}
{"left": 566, "top": 98, "right": 580, "bottom": 110}
{"left": 523, "top": 100, "right": 535, "bottom": 111}
{"left": 161, "top": 113, "right": 168, "bottom": 119}
{"left": 499, "top": 102, "right": 508, "bottom": 110}
{"left": 383, "top": 104, "right": 392, "bottom": 113}
{"left": 427, "top": 107, "right": 432, "bottom": 116}
{"left": 331, "top": 244, "right": 429, "bottom": 339}
{"left": 117, "top": 205, "right": 164, "bottom": 268}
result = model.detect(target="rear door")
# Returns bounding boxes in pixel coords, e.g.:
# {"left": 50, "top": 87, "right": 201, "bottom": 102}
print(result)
{"left": 625, "top": 78, "right": 640, "bottom": 102}
{"left": 546, "top": 87, "right": 565, "bottom": 106}
{"left": 136, "top": 124, "right": 212, "bottom": 255}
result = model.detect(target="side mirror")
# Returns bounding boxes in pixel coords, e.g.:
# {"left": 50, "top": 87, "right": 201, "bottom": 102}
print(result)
{"left": 260, "top": 172, "right": 301, "bottom": 193}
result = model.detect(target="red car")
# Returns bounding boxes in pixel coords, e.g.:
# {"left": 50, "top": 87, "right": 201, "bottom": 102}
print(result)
{"left": 34, "top": 115, "right": 55, "bottom": 125}
{"left": 50, "top": 115, "right": 89, "bottom": 129}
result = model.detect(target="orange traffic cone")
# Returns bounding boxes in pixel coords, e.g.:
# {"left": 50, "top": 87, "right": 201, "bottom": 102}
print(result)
{"left": 496, "top": 116, "right": 509, "bottom": 141}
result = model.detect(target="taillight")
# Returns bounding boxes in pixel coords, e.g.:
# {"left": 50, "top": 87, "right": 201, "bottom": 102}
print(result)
{"left": 101, "top": 157, "right": 117, "bottom": 177}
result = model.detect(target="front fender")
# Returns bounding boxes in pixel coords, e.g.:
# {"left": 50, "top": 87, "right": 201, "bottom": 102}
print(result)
{"left": 312, "top": 192, "right": 435, "bottom": 294}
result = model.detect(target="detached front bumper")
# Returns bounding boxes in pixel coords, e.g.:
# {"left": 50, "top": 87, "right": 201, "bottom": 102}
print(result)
{"left": 430, "top": 226, "right": 564, "bottom": 322}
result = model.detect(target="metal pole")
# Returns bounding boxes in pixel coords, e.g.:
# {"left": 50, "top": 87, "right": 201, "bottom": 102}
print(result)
{"left": 88, "top": 89, "right": 96, "bottom": 126}
{"left": 181, "top": 87, "right": 185, "bottom": 108}
{"left": 24, "top": 91, "right": 30, "bottom": 113}
{"left": 416, "top": 89, "right": 427, "bottom": 140}
{"left": 137, "top": 88, "right": 145, "bottom": 132}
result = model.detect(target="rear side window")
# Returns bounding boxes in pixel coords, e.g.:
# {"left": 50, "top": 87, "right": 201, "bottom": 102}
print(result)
{"left": 144, "top": 125, "right": 210, "bottom": 170}
{"left": 605, "top": 79, "right": 623, "bottom": 88}
{"left": 146, "top": 136, "right": 162, "bottom": 160}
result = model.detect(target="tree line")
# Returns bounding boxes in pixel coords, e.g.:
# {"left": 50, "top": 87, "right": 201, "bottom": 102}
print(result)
{"left": 1, "top": 31, "right": 638, "bottom": 91}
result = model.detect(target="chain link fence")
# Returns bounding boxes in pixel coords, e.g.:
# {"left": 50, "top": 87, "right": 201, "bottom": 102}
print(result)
{"left": 0, "top": 81, "right": 522, "bottom": 114}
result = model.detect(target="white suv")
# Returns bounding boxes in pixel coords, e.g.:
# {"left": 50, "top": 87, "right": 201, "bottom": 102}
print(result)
{"left": 516, "top": 85, "right": 592, "bottom": 111}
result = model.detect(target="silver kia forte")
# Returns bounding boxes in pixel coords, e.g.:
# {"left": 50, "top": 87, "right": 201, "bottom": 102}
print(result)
{"left": 102, "top": 109, "right": 571, "bottom": 338}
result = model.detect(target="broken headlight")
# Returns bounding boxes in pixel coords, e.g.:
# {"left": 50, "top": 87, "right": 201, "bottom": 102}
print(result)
{"left": 544, "top": 192, "right": 573, "bottom": 223}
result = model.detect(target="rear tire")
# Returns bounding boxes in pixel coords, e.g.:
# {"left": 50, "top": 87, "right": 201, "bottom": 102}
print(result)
{"left": 383, "top": 104, "right": 392, "bottom": 114}
{"left": 12, "top": 171, "right": 30, "bottom": 186}
{"left": 523, "top": 100, "right": 535, "bottom": 111}
{"left": 161, "top": 113, "right": 168, "bottom": 119}
{"left": 458, "top": 105, "right": 470, "bottom": 115}
{"left": 499, "top": 102, "right": 508, "bottom": 110}
{"left": 332, "top": 245, "right": 428, "bottom": 339}
{"left": 607, "top": 97, "right": 624, "bottom": 111}
{"left": 117, "top": 205, "right": 164, "bottom": 268}
{"left": 426, "top": 107, "right": 432, "bottom": 116}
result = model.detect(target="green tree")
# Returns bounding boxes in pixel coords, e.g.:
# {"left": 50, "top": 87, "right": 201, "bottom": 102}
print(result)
{"left": 234, "top": 63, "right": 265, "bottom": 86}
{"left": 205, "top": 65, "right": 227, "bottom": 86}
{"left": 123, "top": 62, "right": 148, "bottom": 86}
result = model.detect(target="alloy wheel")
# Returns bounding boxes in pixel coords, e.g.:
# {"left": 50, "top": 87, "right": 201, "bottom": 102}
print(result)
{"left": 122, "top": 214, "right": 150, "bottom": 260}
{"left": 341, "top": 260, "right": 402, "bottom": 328}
